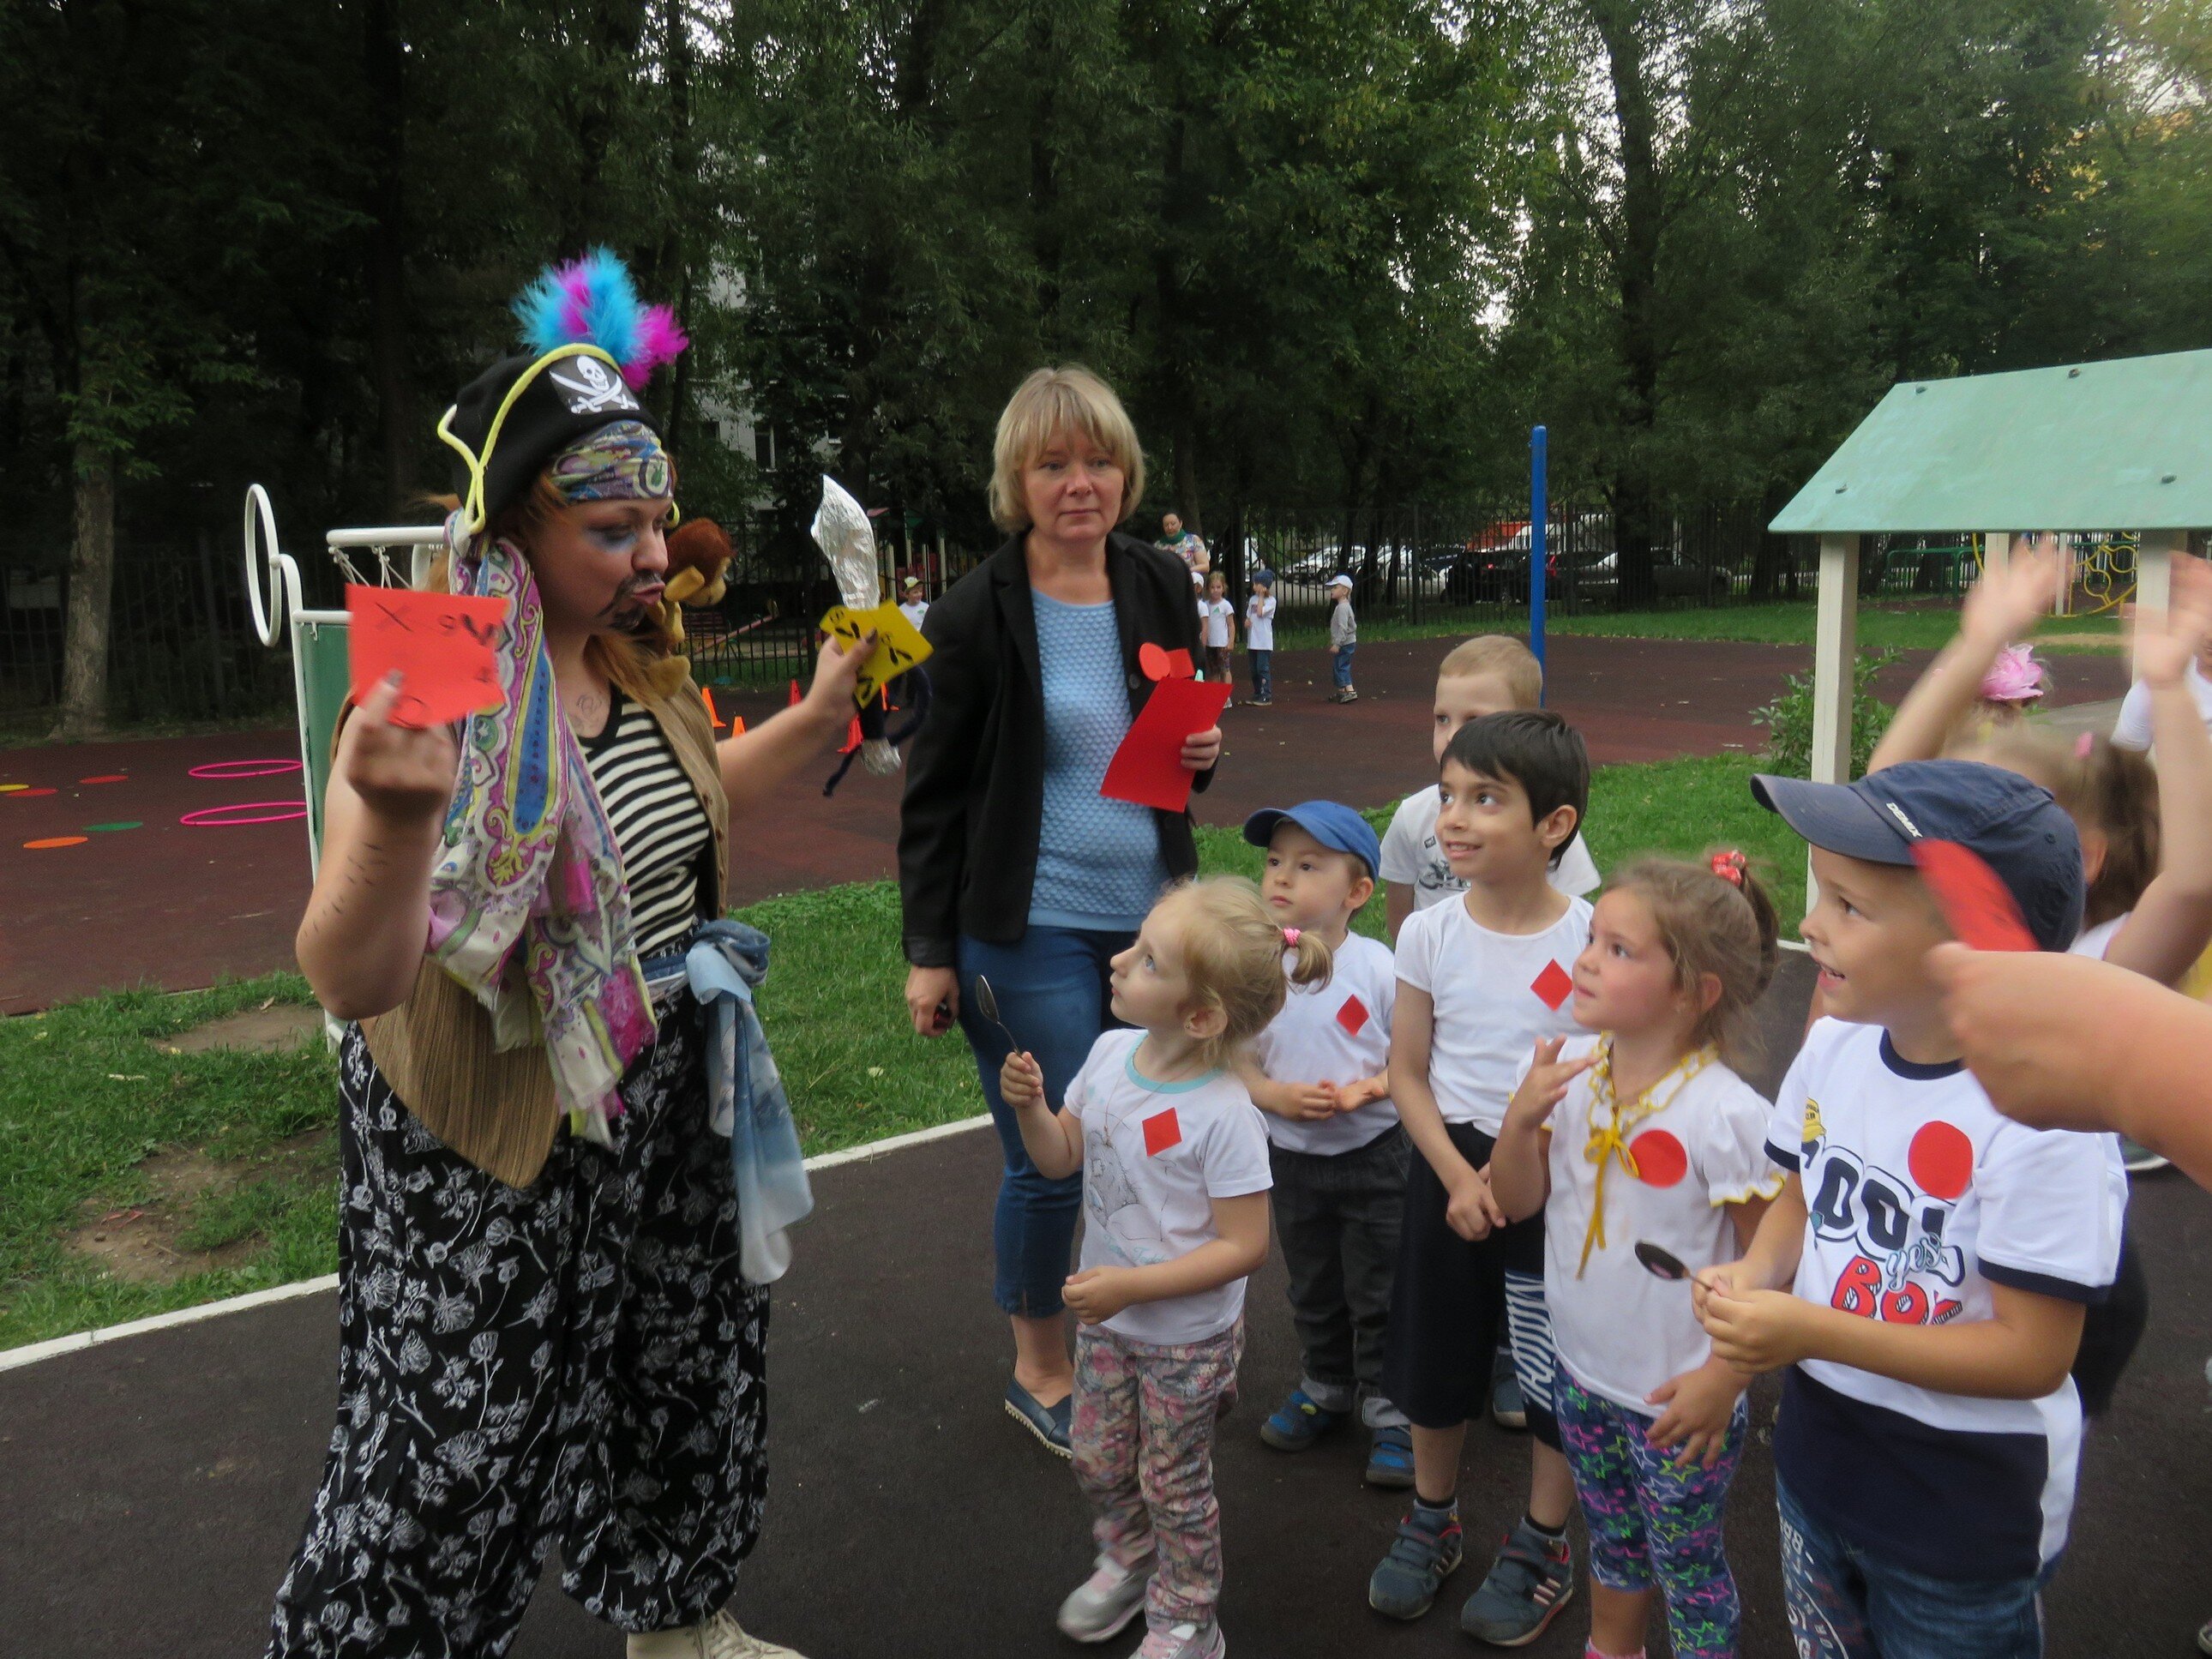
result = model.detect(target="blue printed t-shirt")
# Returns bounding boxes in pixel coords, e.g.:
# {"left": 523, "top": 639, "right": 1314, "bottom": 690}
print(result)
{"left": 1030, "top": 592, "right": 1169, "bottom": 931}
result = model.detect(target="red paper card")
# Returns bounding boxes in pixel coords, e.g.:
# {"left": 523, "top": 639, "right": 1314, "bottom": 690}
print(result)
{"left": 1100, "top": 678, "right": 1232, "bottom": 812}
{"left": 1336, "top": 994, "right": 1370, "bottom": 1036}
{"left": 1908, "top": 839, "right": 2039, "bottom": 953}
{"left": 1142, "top": 1108, "right": 1182, "bottom": 1157}
{"left": 347, "top": 586, "right": 509, "bottom": 729}
{"left": 1530, "top": 960, "right": 1573, "bottom": 1010}
{"left": 1138, "top": 641, "right": 1197, "bottom": 682}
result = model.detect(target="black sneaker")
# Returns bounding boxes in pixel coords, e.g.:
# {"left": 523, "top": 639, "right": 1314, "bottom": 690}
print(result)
{"left": 1458, "top": 1519, "right": 1573, "bottom": 1646}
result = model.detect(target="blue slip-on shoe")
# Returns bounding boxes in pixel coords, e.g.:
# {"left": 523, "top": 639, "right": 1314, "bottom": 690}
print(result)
{"left": 1367, "top": 1506, "right": 1464, "bottom": 1620}
{"left": 1459, "top": 1519, "right": 1574, "bottom": 1646}
{"left": 1005, "top": 1379, "right": 1073, "bottom": 1459}
{"left": 1364, "top": 1423, "right": 1414, "bottom": 1488}
{"left": 1488, "top": 1360, "right": 1528, "bottom": 1433}
{"left": 1259, "top": 1386, "right": 1346, "bottom": 1451}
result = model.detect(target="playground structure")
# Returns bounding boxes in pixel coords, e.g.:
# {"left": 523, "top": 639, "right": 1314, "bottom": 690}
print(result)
{"left": 1771, "top": 348, "right": 2212, "bottom": 813}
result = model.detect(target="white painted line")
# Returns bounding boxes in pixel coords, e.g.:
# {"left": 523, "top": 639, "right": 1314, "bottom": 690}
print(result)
{"left": 0, "top": 1113, "right": 995, "bottom": 1374}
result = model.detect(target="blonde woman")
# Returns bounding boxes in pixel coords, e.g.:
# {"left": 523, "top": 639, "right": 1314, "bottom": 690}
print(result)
{"left": 899, "top": 366, "right": 1223, "bottom": 1457}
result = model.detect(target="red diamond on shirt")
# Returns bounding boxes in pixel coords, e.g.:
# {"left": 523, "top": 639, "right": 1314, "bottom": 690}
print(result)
{"left": 1142, "top": 1108, "right": 1183, "bottom": 1157}
{"left": 1336, "top": 995, "right": 1371, "bottom": 1036}
{"left": 1530, "top": 960, "right": 1573, "bottom": 1011}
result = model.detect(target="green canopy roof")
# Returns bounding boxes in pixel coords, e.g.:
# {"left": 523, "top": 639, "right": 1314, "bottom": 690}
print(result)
{"left": 1770, "top": 349, "right": 2212, "bottom": 534}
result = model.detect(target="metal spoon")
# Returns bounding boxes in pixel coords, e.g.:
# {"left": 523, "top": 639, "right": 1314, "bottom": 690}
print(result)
{"left": 973, "top": 974, "right": 1021, "bottom": 1055}
{"left": 1634, "top": 1240, "right": 1692, "bottom": 1282}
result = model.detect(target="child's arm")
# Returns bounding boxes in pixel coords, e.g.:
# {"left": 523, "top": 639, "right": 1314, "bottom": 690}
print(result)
{"left": 1646, "top": 1199, "right": 1775, "bottom": 1466}
{"left": 1867, "top": 545, "right": 2065, "bottom": 772}
{"left": 2103, "top": 557, "right": 2212, "bottom": 983}
{"left": 1388, "top": 985, "right": 1505, "bottom": 1239}
{"left": 1488, "top": 1037, "right": 1592, "bottom": 1221}
{"left": 1698, "top": 1277, "right": 2085, "bottom": 1401}
{"left": 998, "top": 1049, "right": 1083, "bottom": 1179}
{"left": 1061, "top": 1193, "right": 1271, "bottom": 1325}
{"left": 1694, "top": 1174, "right": 1806, "bottom": 1307}
{"left": 1233, "top": 1054, "right": 1338, "bottom": 1122}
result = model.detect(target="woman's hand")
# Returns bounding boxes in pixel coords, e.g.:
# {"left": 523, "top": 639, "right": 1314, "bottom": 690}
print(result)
{"left": 1646, "top": 1358, "right": 1748, "bottom": 1469}
{"left": 905, "top": 965, "right": 959, "bottom": 1036}
{"left": 1181, "top": 725, "right": 1222, "bottom": 772}
{"left": 343, "top": 672, "right": 460, "bottom": 827}
{"left": 799, "top": 628, "right": 875, "bottom": 727}
{"left": 1000, "top": 1048, "right": 1045, "bottom": 1110}
{"left": 1444, "top": 1164, "right": 1506, "bottom": 1241}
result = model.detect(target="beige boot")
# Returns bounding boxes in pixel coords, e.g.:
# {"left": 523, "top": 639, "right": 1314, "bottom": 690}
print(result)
{"left": 628, "top": 1608, "right": 808, "bottom": 1659}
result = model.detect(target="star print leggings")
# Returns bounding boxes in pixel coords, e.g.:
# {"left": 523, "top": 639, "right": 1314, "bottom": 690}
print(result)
{"left": 1554, "top": 1368, "right": 1747, "bottom": 1659}
{"left": 265, "top": 994, "right": 768, "bottom": 1659}
{"left": 1073, "top": 1321, "right": 1243, "bottom": 1635}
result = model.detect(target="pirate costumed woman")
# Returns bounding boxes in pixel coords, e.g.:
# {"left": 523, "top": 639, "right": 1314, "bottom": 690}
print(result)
{"left": 268, "top": 251, "right": 870, "bottom": 1659}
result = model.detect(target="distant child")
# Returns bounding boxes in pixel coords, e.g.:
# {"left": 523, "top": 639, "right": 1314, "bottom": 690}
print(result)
{"left": 1383, "top": 635, "right": 1602, "bottom": 944}
{"left": 1698, "top": 760, "right": 2122, "bottom": 1659}
{"left": 1328, "top": 574, "right": 1357, "bottom": 703}
{"left": 1202, "top": 572, "right": 1236, "bottom": 689}
{"left": 1245, "top": 570, "right": 1277, "bottom": 707}
{"left": 1236, "top": 803, "right": 1410, "bottom": 1484}
{"left": 1490, "top": 853, "right": 1786, "bottom": 1659}
{"left": 1367, "top": 711, "right": 1592, "bottom": 1646}
{"left": 898, "top": 574, "right": 929, "bottom": 631}
{"left": 1001, "top": 877, "right": 1330, "bottom": 1659}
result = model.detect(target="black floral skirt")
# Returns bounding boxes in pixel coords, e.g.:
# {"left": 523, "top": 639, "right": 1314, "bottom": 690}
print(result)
{"left": 267, "top": 987, "right": 768, "bottom": 1658}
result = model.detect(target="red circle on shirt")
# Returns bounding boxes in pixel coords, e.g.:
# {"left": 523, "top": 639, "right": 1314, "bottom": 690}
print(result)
{"left": 1629, "top": 1128, "right": 1687, "bottom": 1187}
{"left": 1908, "top": 1121, "right": 1974, "bottom": 1200}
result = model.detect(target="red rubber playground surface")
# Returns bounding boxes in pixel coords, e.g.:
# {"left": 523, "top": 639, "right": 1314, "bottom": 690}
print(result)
{"left": 0, "top": 634, "right": 2126, "bottom": 1014}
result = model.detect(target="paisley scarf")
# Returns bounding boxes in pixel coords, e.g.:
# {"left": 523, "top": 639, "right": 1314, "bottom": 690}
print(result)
{"left": 426, "top": 510, "right": 656, "bottom": 1143}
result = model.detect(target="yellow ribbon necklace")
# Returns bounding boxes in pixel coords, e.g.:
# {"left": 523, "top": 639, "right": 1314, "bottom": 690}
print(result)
{"left": 1578, "top": 1036, "right": 1717, "bottom": 1276}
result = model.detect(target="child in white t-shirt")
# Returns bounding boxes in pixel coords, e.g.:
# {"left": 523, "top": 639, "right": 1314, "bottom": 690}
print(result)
{"left": 1001, "top": 877, "right": 1331, "bottom": 1659}
{"left": 1383, "top": 635, "right": 1600, "bottom": 941}
{"left": 1201, "top": 572, "right": 1235, "bottom": 690}
{"left": 1698, "top": 760, "right": 2122, "bottom": 1657}
{"left": 1234, "top": 802, "right": 1410, "bottom": 1483}
{"left": 1368, "top": 711, "right": 1593, "bottom": 1645}
{"left": 1243, "top": 571, "right": 1277, "bottom": 706}
{"left": 897, "top": 575, "right": 929, "bottom": 631}
{"left": 1491, "top": 852, "right": 1786, "bottom": 1659}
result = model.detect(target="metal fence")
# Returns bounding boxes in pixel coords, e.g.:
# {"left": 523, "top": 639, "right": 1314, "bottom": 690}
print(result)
{"left": 1, "top": 502, "right": 1991, "bottom": 731}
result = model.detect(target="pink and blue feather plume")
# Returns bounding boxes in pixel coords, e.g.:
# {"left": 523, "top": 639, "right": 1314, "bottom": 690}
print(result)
{"left": 513, "top": 247, "right": 688, "bottom": 388}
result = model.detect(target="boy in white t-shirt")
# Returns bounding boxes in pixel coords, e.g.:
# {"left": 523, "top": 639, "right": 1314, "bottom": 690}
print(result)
{"left": 1244, "top": 569, "right": 1277, "bottom": 707}
{"left": 1367, "top": 712, "right": 1593, "bottom": 1647}
{"left": 1236, "top": 802, "right": 1410, "bottom": 1485}
{"left": 1382, "top": 634, "right": 1600, "bottom": 941}
{"left": 1698, "top": 760, "right": 2123, "bottom": 1659}
{"left": 897, "top": 574, "right": 929, "bottom": 631}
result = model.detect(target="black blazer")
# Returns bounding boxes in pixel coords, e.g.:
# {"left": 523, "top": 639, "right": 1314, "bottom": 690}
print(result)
{"left": 899, "top": 530, "right": 1214, "bottom": 968}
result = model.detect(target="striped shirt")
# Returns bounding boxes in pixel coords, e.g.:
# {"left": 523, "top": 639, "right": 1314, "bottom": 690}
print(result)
{"left": 582, "top": 686, "right": 712, "bottom": 961}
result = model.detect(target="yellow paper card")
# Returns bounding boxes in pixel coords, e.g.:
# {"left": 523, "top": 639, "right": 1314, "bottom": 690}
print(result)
{"left": 819, "top": 601, "right": 934, "bottom": 706}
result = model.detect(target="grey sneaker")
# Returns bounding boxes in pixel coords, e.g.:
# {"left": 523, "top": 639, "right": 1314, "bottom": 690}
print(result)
{"left": 1459, "top": 1519, "right": 1574, "bottom": 1646}
{"left": 627, "top": 1609, "right": 806, "bottom": 1658}
{"left": 1131, "top": 1621, "right": 1224, "bottom": 1658}
{"left": 1367, "top": 1506, "right": 1464, "bottom": 1620}
{"left": 1057, "top": 1554, "right": 1152, "bottom": 1644}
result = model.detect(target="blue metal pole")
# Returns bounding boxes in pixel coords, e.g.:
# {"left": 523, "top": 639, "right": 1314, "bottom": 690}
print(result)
{"left": 1530, "top": 424, "right": 1548, "bottom": 701}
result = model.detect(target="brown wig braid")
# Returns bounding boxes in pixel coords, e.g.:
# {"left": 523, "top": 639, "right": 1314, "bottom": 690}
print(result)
{"left": 1608, "top": 853, "right": 1782, "bottom": 1069}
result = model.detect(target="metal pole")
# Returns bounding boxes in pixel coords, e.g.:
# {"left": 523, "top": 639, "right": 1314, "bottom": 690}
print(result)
{"left": 1530, "top": 425, "right": 1548, "bottom": 701}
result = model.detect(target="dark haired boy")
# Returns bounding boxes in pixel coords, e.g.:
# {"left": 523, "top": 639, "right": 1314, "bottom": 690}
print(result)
{"left": 1368, "top": 711, "right": 1592, "bottom": 1644}
{"left": 1698, "top": 760, "right": 2123, "bottom": 1659}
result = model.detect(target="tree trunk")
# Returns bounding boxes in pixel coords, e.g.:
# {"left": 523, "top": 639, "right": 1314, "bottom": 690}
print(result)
{"left": 54, "top": 439, "right": 115, "bottom": 741}
{"left": 364, "top": 0, "right": 412, "bottom": 510}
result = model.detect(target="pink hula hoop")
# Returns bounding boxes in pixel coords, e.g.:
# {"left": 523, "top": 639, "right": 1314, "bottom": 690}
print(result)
{"left": 179, "top": 801, "right": 308, "bottom": 828}
{"left": 189, "top": 759, "right": 303, "bottom": 780}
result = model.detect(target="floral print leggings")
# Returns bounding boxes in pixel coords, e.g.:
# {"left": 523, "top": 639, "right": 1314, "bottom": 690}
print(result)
{"left": 1073, "top": 1322, "right": 1242, "bottom": 1634}
{"left": 266, "top": 993, "right": 768, "bottom": 1658}
{"left": 1554, "top": 1368, "right": 1747, "bottom": 1659}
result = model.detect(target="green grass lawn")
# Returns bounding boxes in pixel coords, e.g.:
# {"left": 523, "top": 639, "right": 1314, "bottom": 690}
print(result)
{"left": 1271, "top": 601, "right": 2120, "bottom": 656}
{"left": 0, "top": 752, "right": 1802, "bottom": 1352}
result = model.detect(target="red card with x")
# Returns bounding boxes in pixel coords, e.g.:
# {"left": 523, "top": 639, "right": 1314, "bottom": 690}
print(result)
{"left": 1337, "top": 994, "right": 1371, "bottom": 1036}
{"left": 1142, "top": 1108, "right": 1183, "bottom": 1157}
{"left": 1530, "top": 960, "right": 1573, "bottom": 1011}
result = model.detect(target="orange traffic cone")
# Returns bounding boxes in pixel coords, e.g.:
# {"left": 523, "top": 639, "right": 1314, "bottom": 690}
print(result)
{"left": 700, "top": 685, "right": 722, "bottom": 728}
{"left": 842, "top": 714, "right": 863, "bottom": 754}
{"left": 730, "top": 714, "right": 746, "bottom": 736}
{"left": 788, "top": 679, "right": 803, "bottom": 707}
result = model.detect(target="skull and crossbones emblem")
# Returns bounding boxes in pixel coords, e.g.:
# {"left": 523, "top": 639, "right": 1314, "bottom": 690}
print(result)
{"left": 549, "top": 356, "right": 640, "bottom": 415}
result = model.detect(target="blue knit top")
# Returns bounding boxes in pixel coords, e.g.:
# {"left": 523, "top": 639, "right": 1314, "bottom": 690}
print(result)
{"left": 1029, "top": 593, "right": 1169, "bottom": 932}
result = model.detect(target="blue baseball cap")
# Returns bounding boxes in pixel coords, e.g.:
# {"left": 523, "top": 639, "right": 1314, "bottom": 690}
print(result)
{"left": 1252, "top": 567, "right": 1276, "bottom": 585}
{"left": 1751, "top": 760, "right": 2083, "bottom": 950}
{"left": 1242, "top": 801, "right": 1383, "bottom": 880}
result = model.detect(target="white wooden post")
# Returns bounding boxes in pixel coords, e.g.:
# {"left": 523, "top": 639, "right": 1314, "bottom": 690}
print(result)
{"left": 1806, "top": 532, "right": 1861, "bottom": 913}
{"left": 1984, "top": 531, "right": 2010, "bottom": 575}
{"left": 2135, "top": 531, "right": 2178, "bottom": 679}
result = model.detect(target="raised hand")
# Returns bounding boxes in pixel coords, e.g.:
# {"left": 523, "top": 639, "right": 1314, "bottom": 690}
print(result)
{"left": 2131, "top": 553, "right": 2212, "bottom": 688}
{"left": 1504, "top": 1037, "right": 1594, "bottom": 1130}
{"left": 1960, "top": 544, "right": 2067, "bottom": 648}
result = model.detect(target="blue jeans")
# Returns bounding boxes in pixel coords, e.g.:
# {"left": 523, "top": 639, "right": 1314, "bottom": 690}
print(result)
{"left": 1248, "top": 649, "right": 1271, "bottom": 703}
{"left": 957, "top": 926, "right": 1133, "bottom": 1317}
{"left": 1331, "top": 644, "right": 1355, "bottom": 689}
{"left": 1776, "top": 1477, "right": 2046, "bottom": 1659}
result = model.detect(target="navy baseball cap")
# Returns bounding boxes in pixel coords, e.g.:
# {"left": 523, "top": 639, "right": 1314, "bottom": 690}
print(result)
{"left": 1252, "top": 567, "right": 1276, "bottom": 585}
{"left": 1751, "top": 760, "right": 2083, "bottom": 950}
{"left": 1242, "top": 801, "right": 1383, "bottom": 881}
